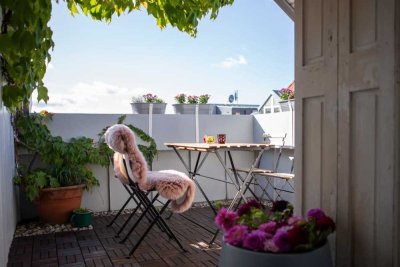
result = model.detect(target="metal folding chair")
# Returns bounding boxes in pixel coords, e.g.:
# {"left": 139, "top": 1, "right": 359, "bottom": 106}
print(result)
{"left": 256, "top": 157, "right": 294, "bottom": 201}
{"left": 234, "top": 134, "right": 294, "bottom": 202}
{"left": 104, "top": 124, "right": 195, "bottom": 257}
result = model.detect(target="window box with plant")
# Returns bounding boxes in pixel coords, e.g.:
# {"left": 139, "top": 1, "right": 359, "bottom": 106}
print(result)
{"left": 216, "top": 200, "right": 335, "bottom": 267}
{"left": 173, "top": 93, "right": 214, "bottom": 115}
{"left": 279, "top": 87, "right": 295, "bottom": 112}
{"left": 131, "top": 93, "right": 167, "bottom": 114}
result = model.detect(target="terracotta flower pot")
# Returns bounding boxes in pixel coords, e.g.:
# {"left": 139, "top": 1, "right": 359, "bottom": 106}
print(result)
{"left": 34, "top": 184, "right": 85, "bottom": 225}
{"left": 218, "top": 242, "right": 333, "bottom": 267}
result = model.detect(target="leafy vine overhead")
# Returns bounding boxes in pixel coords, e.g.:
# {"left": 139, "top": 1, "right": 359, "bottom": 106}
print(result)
{"left": 0, "top": 0, "right": 234, "bottom": 111}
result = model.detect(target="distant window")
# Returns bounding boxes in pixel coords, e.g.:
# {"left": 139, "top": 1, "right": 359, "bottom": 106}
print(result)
{"left": 274, "top": 107, "right": 280, "bottom": 113}
{"left": 265, "top": 108, "right": 271, "bottom": 113}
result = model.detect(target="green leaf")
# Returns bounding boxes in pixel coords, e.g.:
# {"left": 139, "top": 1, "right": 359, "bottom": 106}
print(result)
{"left": 37, "top": 85, "right": 49, "bottom": 103}
{"left": 68, "top": 1, "right": 80, "bottom": 15}
{"left": 2, "top": 85, "right": 25, "bottom": 108}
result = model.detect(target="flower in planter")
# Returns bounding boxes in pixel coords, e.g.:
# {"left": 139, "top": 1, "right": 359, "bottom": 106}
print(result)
{"left": 215, "top": 200, "right": 335, "bottom": 253}
{"left": 187, "top": 95, "right": 199, "bottom": 104}
{"left": 199, "top": 94, "right": 211, "bottom": 104}
{"left": 279, "top": 87, "right": 295, "bottom": 100}
{"left": 175, "top": 93, "right": 186, "bottom": 104}
{"left": 142, "top": 93, "right": 165, "bottom": 103}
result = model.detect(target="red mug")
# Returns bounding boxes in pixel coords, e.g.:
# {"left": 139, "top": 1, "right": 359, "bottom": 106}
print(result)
{"left": 217, "top": 134, "right": 226, "bottom": 144}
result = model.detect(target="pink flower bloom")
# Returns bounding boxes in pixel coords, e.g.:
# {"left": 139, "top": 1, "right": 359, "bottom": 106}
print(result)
{"left": 224, "top": 225, "right": 249, "bottom": 246}
{"left": 259, "top": 221, "right": 278, "bottom": 238}
{"left": 307, "top": 208, "right": 326, "bottom": 220}
{"left": 287, "top": 225, "right": 308, "bottom": 248}
{"left": 242, "top": 230, "right": 267, "bottom": 251}
{"left": 307, "top": 208, "right": 335, "bottom": 232}
{"left": 264, "top": 238, "right": 279, "bottom": 252}
{"left": 315, "top": 215, "right": 336, "bottom": 232}
{"left": 272, "top": 228, "right": 291, "bottom": 252}
{"left": 215, "top": 208, "right": 238, "bottom": 231}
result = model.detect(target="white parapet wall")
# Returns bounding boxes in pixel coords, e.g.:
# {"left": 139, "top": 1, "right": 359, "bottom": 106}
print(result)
{"left": 17, "top": 112, "right": 296, "bottom": 218}
{"left": 0, "top": 101, "right": 17, "bottom": 267}
{"left": 44, "top": 114, "right": 256, "bottom": 212}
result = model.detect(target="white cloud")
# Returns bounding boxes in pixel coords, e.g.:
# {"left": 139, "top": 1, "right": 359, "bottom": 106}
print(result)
{"left": 217, "top": 55, "right": 247, "bottom": 69}
{"left": 31, "top": 81, "right": 148, "bottom": 114}
{"left": 47, "top": 63, "right": 54, "bottom": 70}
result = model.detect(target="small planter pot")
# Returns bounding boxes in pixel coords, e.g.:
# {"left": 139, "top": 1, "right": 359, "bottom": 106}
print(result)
{"left": 218, "top": 242, "right": 333, "bottom": 267}
{"left": 131, "top": 103, "right": 167, "bottom": 114}
{"left": 71, "top": 209, "right": 93, "bottom": 228}
{"left": 173, "top": 104, "right": 214, "bottom": 115}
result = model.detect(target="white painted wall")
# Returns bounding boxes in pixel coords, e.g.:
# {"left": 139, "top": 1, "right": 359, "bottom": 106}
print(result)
{"left": 18, "top": 112, "right": 295, "bottom": 217}
{"left": 0, "top": 93, "right": 17, "bottom": 266}
{"left": 42, "top": 114, "right": 256, "bottom": 212}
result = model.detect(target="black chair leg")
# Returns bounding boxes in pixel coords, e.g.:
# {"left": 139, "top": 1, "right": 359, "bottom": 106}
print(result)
{"left": 128, "top": 200, "right": 186, "bottom": 257}
{"left": 115, "top": 191, "right": 160, "bottom": 237}
{"left": 107, "top": 194, "right": 133, "bottom": 227}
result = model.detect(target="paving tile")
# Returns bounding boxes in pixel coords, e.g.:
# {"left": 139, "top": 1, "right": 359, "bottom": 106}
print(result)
{"left": 8, "top": 207, "right": 223, "bottom": 267}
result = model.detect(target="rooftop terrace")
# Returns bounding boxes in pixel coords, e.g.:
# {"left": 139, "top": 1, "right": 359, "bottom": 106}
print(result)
{"left": 8, "top": 207, "right": 221, "bottom": 267}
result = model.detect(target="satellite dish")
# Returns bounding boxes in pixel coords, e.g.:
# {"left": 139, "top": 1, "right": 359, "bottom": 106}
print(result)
{"left": 228, "top": 94, "right": 234, "bottom": 103}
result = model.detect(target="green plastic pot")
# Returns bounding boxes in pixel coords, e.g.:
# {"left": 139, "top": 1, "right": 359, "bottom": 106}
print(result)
{"left": 70, "top": 209, "right": 92, "bottom": 228}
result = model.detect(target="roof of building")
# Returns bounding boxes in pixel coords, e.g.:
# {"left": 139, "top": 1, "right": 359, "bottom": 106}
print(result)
{"left": 258, "top": 81, "right": 295, "bottom": 111}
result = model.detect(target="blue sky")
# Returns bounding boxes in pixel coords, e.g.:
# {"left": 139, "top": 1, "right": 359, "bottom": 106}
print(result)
{"left": 33, "top": 0, "right": 294, "bottom": 113}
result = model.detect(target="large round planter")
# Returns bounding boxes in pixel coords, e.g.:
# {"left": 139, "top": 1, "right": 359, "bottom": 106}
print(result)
{"left": 173, "top": 104, "right": 215, "bottom": 115}
{"left": 34, "top": 184, "right": 85, "bottom": 225}
{"left": 131, "top": 103, "right": 167, "bottom": 114}
{"left": 218, "top": 242, "right": 333, "bottom": 267}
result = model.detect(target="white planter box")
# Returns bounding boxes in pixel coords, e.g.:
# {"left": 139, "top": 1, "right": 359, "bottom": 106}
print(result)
{"left": 279, "top": 100, "right": 295, "bottom": 112}
{"left": 173, "top": 104, "right": 215, "bottom": 115}
{"left": 130, "top": 103, "right": 167, "bottom": 114}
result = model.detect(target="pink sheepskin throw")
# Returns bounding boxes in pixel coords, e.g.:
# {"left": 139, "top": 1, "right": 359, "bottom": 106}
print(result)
{"left": 104, "top": 124, "right": 196, "bottom": 213}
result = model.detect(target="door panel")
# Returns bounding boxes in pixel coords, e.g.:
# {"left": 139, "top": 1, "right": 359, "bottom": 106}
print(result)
{"left": 337, "top": 0, "right": 395, "bottom": 266}
{"left": 296, "top": 0, "right": 397, "bottom": 266}
{"left": 295, "top": 0, "right": 338, "bottom": 220}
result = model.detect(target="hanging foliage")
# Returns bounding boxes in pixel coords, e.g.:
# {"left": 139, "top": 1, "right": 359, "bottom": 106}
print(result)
{"left": 0, "top": 0, "right": 234, "bottom": 111}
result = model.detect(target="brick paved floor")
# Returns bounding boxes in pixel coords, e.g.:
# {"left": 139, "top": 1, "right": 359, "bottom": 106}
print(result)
{"left": 8, "top": 207, "right": 222, "bottom": 267}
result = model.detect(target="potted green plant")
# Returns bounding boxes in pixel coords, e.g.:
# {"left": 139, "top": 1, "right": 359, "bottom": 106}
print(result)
{"left": 216, "top": 200, "right": 335, "bottom": 267}
{"left": 173, "top": 94, "right": 214, "bottom": 114}
{"left": 131, "top": 93, "right": 167, "bottom": 114}
{"left": 13, "top": 112, "right": 110, "bottom": 224}
{"left": 71, "top": 208, "right": 93, "bottom": 227}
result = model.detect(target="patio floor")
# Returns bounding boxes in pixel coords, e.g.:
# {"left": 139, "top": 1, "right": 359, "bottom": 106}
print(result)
{"left": 7, "top": 207, "right": 222, "bottom": 267}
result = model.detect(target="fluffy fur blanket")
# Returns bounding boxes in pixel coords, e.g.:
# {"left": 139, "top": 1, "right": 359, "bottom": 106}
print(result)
{"left": 105, "top": 124, "right": 195, "bottom": 213}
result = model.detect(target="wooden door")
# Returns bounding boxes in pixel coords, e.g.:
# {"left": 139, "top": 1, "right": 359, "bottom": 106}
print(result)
{"left": 294, "top": 0, "right": 338, "bottom": 220}
{"left": 295, "top": 0, "right": 399, "bottom": 266}
{"left": 336, "top": 0, "right": 397, "bottom": 266}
